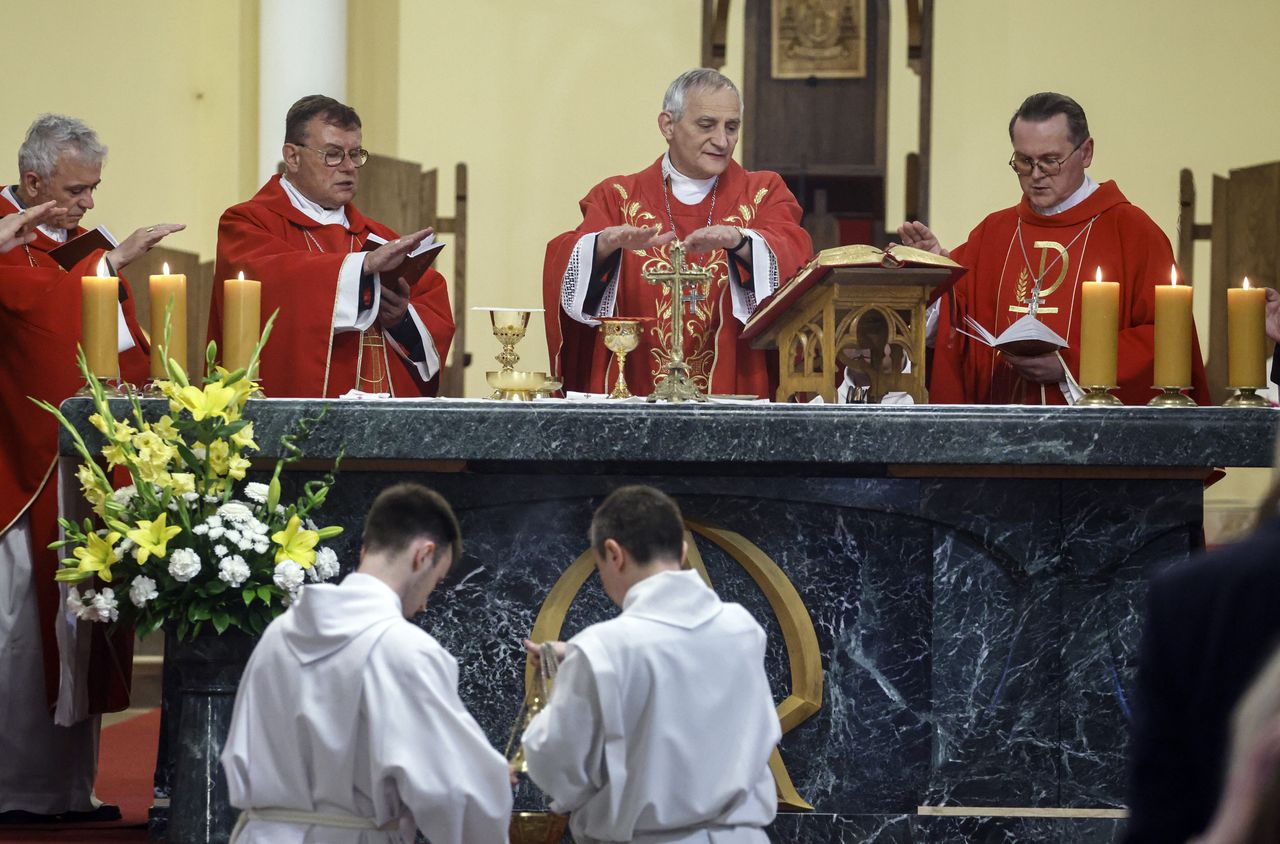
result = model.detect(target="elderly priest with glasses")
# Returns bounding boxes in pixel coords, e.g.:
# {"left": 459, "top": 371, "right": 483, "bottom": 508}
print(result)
{"left": 211, "top": 95, "right": 454, "bottom": 398}
{"left": 898, "top": 92, "right": 1209, "bottom": 406}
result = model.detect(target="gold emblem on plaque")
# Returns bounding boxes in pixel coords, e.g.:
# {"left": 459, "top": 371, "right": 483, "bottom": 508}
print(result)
{"left": 524, "top": 520, "right": 822, "bottom": 810}
{"left": 772, "top": 0, "right": 866, "bottom": 79}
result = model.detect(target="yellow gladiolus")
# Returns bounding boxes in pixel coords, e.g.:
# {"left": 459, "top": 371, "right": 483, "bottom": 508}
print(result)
{"left": 151, "top": 416, "right": 181, "bottom": 444}
{"left": 208, "top": 440, "right": 231, "bottom": 476}
{"left": 101, "top": 442, "right": 129, "bottom": 468}
{"left": 170, "top": 472, "right": 196, "bottom": 495}
{"left": 227, "top": 453, "right": 251, "bottom": 481}
{"left": 173, "top": 381, "right": 237, "bottom": 422}
{"left": 127, "top": 513, "right": 183, "bottom": 566}
{"left": 88, "top": 413, "right": 110, "bottom": 435}
{"left": 108, "top": 417, "right": 137, "bottom": 444}
{"left": 272, "top": 515, "right": 319, "bottom": 569}
{"left": 70, "top": 530, "right": 122, "bottom": 582}
{"left": 76, "top": 462, "right": 107, "bottom": 513}
{"left": 231, "top": 422, "right": 257, "bottom": 451}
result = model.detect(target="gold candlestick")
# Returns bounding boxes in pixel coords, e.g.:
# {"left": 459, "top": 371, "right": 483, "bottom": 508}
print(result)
{"left": 1224, "top": 388, "right": 1270, "bottom": 408}
{"left": 1077, "top": 385, "right": 1122, "bottom": 406}
{"left": 1148, "top": 386, "right": 1196, "bottom": 407}
{"left": 601, "top": 318, "right": 643, "bottom": 399}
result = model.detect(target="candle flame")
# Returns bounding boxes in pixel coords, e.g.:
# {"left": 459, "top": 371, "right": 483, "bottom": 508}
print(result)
{"left": 163, "top": 261, "right": 170, "bottom": 275}
{"left": 1243, "top": 276, "right": 1251, "bottom": 289}
{"left": 238, "top": 270, "right": 245, "bottom": 281}
{"left": 1095, "top": 266, "right": 1102, "bottom": 283}
{"left": 1170, "top": 265, "right": 1178, "bottom": 286}
{"left": 97, "top": 257, "right": 107, "bottom": 277}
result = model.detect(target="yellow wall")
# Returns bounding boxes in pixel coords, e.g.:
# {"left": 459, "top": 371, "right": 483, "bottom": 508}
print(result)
{"left": 1, "top": 1, "right": 257, "bottom": 260}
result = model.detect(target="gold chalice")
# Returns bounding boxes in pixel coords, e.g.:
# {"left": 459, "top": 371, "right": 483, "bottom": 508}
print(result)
{"left": 600, "top": 318, "right": 645, "bottom": 399}
{"left": 473, "top": 307, "right": 544, "bottom": 398}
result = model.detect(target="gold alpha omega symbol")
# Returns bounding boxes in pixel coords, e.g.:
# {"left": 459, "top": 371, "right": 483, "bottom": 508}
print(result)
{"left": 524, "top": 519, "right": 823, "bottom": 810}
{"left": 1009, "top": 240, "right": 1068, "bottom": 314}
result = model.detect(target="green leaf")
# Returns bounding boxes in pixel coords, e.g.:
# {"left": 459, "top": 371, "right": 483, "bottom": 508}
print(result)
{"left": 204, "top": 580, "right": 228, "bottom": 596}
{"left": 212, "top": 612, "right": 231, "bottom": 634}
{"left": 189, "top": 604, "right": 212, "bottom": 622}
{"left": 257, "top": 585, "right": 274, "bottom": 604}
{"left": 242, "top": 588, "right": 256, "bottom": 606}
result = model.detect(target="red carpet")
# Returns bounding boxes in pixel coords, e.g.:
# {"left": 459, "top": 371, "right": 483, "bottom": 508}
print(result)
{"left": 0, "top": 709, "right": 158, "bottom": 843}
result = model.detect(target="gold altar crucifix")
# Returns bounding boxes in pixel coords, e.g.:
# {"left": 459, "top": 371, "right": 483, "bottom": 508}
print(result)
{"left": 643, "top": 242, "right": 713, "bottom": 402}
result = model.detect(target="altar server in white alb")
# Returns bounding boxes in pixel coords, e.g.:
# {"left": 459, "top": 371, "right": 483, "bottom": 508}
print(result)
{"left": 522, "top": 485, "right": 781, "bottom": 844}
{"left": 221, "top": 483, "right": 512, "bottom": 844}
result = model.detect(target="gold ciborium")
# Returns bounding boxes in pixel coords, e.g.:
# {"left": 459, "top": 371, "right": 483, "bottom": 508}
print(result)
{"left": 473, "top": 307, "right": 544, "bottom": 399}
{"left": 509, "top": 812, "right": 569, "bottom": 844}
{"left": 600, "top": 318, "right": 645, "bottom": 399}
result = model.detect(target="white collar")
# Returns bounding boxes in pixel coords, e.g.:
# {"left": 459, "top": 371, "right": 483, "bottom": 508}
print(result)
{"left": 2, "top": 184, "right": 70, "bottom": 242}
{"left": 662, "top": 152, "right": 717, "bottom": 205}
{"left": 1032, "top": 173, "right": 1099, "bottom": 217}
{"left": 279, "top": 175, "right": 349, "bottom": 227}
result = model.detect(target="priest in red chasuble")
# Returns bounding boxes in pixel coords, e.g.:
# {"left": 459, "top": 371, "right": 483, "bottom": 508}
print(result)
{"left": 0, "top": 114, "right": 184, "bottom": 821}
{"left": 900, "top": 92, "right": 1209, "bottom": 406}
{"left": 543, "top": 69, "right": 812, "bottom": 398}
{"left": 212, "top": 95, "right": 454, "bottom": 398}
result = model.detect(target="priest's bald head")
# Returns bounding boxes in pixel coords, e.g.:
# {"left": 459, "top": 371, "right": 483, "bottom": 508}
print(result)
{"left": 590, "top": 485, "right": 687, "bottom": 606}
{"left": 359, "top": 483, "right": 461, "bottom": 616}
{"left": 281, "top": 94, "right": 370, "bottom": 210}
{"left": 1008, "top": 92, "right": 1095, "bottom": 212}
{"left": 659, "top": 68, "right": 744, "bottom": 181}
{"left": 17, "top": 114, "right": 108, "bottom": 232}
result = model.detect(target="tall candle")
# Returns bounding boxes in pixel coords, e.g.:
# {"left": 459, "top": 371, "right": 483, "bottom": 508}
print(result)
{"left": 1227, "top": 276, "right": 1267, "bottom": 388}
{"left": 82, "top": 258, "right": 118, "bottom": 379}
{"left": 1152, "top": 265, "right": 1193, "bottom": 388}
{"left": 1079, "top": 266, "right": 1119, "bottom": 387}
{"left": 149, "top": 263, "right": 188, "bottom": 377}
{"left": 223, "top": 272, "right": 261, "bottom": 373}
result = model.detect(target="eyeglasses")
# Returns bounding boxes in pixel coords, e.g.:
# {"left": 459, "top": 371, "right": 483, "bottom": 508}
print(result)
{"left": 295, "top": 145, "right": 370, "bottom": 168}
{"left": 1008, "top": 138, "right": 1087, "bottom": 177}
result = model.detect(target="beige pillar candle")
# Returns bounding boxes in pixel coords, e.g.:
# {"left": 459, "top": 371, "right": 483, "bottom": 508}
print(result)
{"left": 1079, "top": 267, "right": 1119, "bottom": 387}
{"left": 223, "top": 272, "right": 262, "bottom": 373}
{"left": 81, "top": 258, "right": 118, "bottom": 379}
{"left": 1152, "top": 265, "right": 1193, "bottom": 388}
{"left": 1227, "top": 276, "right": 1267, "bottom": 388}
{"left": 149, "top": 263, "right": 188, "bottom": 378}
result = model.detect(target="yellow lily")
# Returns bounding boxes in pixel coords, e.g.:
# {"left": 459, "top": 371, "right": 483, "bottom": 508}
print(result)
{"left": 69, "top": 530, "right": 122, "bottom": 582}
{"left": 272, "top": 514, "right": 319, "bottom": 568}
{"left": 127, "top": 513, "right": 183, "bottom": 565}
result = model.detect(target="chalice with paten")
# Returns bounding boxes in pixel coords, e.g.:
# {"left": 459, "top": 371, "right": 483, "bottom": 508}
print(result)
{"left": 600, "top": 318, "right": 644, "bottom": 399}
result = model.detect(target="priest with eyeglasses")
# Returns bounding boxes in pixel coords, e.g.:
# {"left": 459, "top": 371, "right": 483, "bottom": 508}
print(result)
{"left": 211, "top": 95, "right": 455, "bottom": 398}
{"left": 898, "top": 92, "right": 1210, "bottom": 405}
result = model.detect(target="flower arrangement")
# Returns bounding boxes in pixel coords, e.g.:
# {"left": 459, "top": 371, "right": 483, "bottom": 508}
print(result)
{"left": 35, "top": 314, "right": 345, "bottom": 640}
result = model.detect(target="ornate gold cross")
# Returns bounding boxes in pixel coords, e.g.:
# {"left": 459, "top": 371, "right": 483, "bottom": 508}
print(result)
{"left": 643, "top": 242, "right": 712, "bottom": 402}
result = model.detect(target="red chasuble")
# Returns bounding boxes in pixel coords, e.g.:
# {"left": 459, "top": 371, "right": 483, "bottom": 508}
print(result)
{"left": 933, "top": 181, "right": 1210, "bottom": 405}
{"left": 0, "top": 188, "right": 148, "bottom": 711}
{"left": 542, "top": 157, "right": 812, "bottom": 397}
{"left": 211, "top": 176, "right": 455, "bottom": 398}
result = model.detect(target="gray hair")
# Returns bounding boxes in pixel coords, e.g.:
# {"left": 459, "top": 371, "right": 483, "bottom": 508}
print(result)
{"left": 18, "top": 114, "right": 108, "bottom": 181}
{"left": 662, "top": 68, "right": 743, "bottom": 121}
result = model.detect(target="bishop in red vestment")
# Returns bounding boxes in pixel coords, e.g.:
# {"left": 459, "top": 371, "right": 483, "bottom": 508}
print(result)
{"left": 900, "top": 93, "right": 1209, "bottom": 405}
{"left": 211, "top": 95, "right": 454, "bottom": 398}
{"left": 543, "top": 70, "right": 812, "bottom": 398}
{"left": 1, "top": 113, "right": 183, "bottom": 818}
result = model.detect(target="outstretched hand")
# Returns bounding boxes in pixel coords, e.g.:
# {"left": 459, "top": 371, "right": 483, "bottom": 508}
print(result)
{"left": 106, "top": 223, "right": 187, "bottom": 271}
{"left": 683, "top": 224, "right": 747, "bottom": 256}
{"left": 595, "top": 225, "right": 675, "bottom": 262}
{"left": 0, "top": 200, "right": 61, "bottom": 254}
{"left": 895, "top": 221, "right": 948, "bottom": 257}
{"left": 364, "top": 228, "right": 433, "bottom": 275}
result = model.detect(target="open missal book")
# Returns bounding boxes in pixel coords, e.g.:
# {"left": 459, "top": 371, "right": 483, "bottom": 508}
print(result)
{"left": 362, "top": 232, "right": 446, "bottom": 286}
{"left": 47, "top": 226, "right": 118, "bottom": 271}
{"left": 959, "top": 313, "right": 1068, "bottom": 357}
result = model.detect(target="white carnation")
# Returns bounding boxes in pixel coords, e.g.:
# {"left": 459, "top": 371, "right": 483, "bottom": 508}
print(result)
{"left": 244, "top": 482, "right": 270, "bottom": 504}
{"left": 218, "top": 555, "right": 251, "bottom": 587}
{"left": 169, "top": 547, "right": 202, "bottom": 582}
{"left": 66, "top": 587, "right": 86, "bottom": 616}
{"left": 273, "top": 560, "right": 305, "bottom": 593}
{"left": 74, "top": 588, "right": 119, "bottom": 623}
{"left": 110, "top": 485, "right": 137, "bottom": 507}
{"left": 218, "top": 501, "right": 254, "bottom": 522}
{"left": 192, "top": 523, "right": 209, "bottom": 536}
{"left": 224, "top": 529, "right": 242, "bottom": 545}
{"left": 129, "top": 576, "right": 159, "bottom": 608}
{"left": 213, "top": 544, "right": 229, "bottom": 558}
{"left": 310, "top": 546, "right": 340, "bottom": 582}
